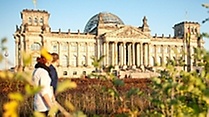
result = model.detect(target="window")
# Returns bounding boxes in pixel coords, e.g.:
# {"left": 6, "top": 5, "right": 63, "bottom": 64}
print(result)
{"left": 157, "top": 46, "right": 162, "bottom": 53}
{"left": 89, "top": 44, "right": 95, "bottom": 52}
{"left": 63, "top": 71, "right": 68, "bottom": 76}
{"left": 151, "top": 45, "right": 156, "bottom": 53}
{"left": 80, "top": 45, "right": 86, "bottom": 52}
{"left": 181, "top": 46, "right": 184, "bottom": 52}
{"left": 82, "top": 71, "right": 86, "bottom": 75}
{"left": 34, "top": 18, "right": 38, "bottom": 24}
{"left": 52, "top": 43, "right": 58, "bottom": 53}
{"left": 71, "top": 55, "right": 77, "bottom": 67}
{"left": 73, "top": 71, "right": 77, "bottom": 75}
{"left": 175, "top": 46, "right": 179, "bottom": 53}
{"left": 29, "top": 17, "right": 32, "bottom": 24}
{"left": 40, "top": 18, "right": 43, "bottom": 24}
{"left": 31, "top": 42, "right": 41, "bottom": 51}
{"left": 159, "top": 57, "right": 162, "bottom": 66}
{"left": 81, "top": 55, "right": 86, "bottom": 66}
{"left": 167, "top": 46, "right": 171, "bottom": 53}
{"left": 62, "top": 55, "right": 68, "bottom": 67}
{"left": 165, "top": 46, "right": 168, "bottom": 53}
{"left": 152, "top": 56, "right": 155, "bottom": 66}
{"left": 89, "top": 45, "right": 95, "bottom": 59}
{"left": 62, "top": 43, "right": 68, "bottom": 51}
{"left": 71, "top": 45, "right": 77, "bottom": 52}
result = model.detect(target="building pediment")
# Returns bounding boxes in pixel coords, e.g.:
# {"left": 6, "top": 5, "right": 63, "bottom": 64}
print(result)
{"left": 104, "top": 26, "right": 150, "bottom": 38}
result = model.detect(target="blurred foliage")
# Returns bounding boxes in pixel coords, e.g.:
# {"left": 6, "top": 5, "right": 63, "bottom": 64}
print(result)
{"left": 202, "top": 3, "right": 209, "bottom": 24}
{"left": 146, "top": 47, "right": 209, "bottom": 116}
{"left": 0, "top": 39, "right": 78, "bottom": 117}
{"left": 89, "top": 55, "right": 144, "bottom": 116}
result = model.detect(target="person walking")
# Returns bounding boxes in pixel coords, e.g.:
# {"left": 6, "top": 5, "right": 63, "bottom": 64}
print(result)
{"left": 32, "top": 53, "right": 70, "bottom": 117}
{"left": 49, "top": 53, "right": 59, "bottom": 94}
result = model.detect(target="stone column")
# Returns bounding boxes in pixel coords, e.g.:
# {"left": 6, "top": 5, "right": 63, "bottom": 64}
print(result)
{"left": 132, "top": 42, "right": 136, "bottom": 68}
{"left": 112, "top": 43, "right": 114, "bottom": 65}
{"left": 77, "top": 42, "right": 80, "bottom": 67}
{"left": 120, "top": 43, "right": 124, "bottom": 66}
{"left": 148, "top": 43, "right": 151, "bottom": 66}
{"left": 136, "top": 43, "right": 140, "bottom": 67}
{"left": 140, "top": 43, "right": 144, "bottom": 66}
{"left": 86, "top": 42, "right": 88, "bottom": 66}
{"left": 154, "top": 45, "right": 157, "bottom": 66}
{"left": 144, "top": 43, "right": 149, "bottom": 66}
{"left": 128, "top": 43, "right": 132, "bottom": 66}
{"left": 123, "top": 42, "right": 127, "bottom": 68}
{"left": 58, "top": 42, "right": 62, "bottom": 66}
{"left": 68, "top": 42, "right": 71, "bottom": 67}
{"left": 162, "top": 45, "right": 164, "bottom": 66}
{"left": 103, "top": 42, "right": 106, "bottom": 66}
{"left": 97, "top": 39, "right": 100, "bottom": 60}
{"left": 169, "top": 45, "right": 172, "bottom": 59}
{"left": 25, "top": 38, "right": 29, "bottom": 52}
{"left": 106, "top": 42, "right": 109, "bottom": 66}
{"left": 40, "top": 35, "right": 44, "bottom": 47}
{"left": 115, "top": 42, "right": 118, "bottom": 66}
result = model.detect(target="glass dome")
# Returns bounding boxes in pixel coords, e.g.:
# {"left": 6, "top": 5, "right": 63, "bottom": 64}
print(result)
{"left": 84, "top": 12, "right": 124, "bottom": 33}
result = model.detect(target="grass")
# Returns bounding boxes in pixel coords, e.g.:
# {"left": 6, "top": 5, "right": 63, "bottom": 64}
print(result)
{"left": 0, "top": 78, "right": 150, "bottom": 116}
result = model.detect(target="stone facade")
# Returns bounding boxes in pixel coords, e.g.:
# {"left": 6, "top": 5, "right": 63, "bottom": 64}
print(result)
{"left": 13, "top": 9, "right": 204, "bottom": 78}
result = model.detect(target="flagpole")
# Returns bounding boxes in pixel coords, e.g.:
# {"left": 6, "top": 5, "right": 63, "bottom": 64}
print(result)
{"left": 32, "top": 0, "right": 37, "bottom": 9}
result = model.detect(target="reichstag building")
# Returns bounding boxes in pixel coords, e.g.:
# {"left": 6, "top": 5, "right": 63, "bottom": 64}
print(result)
{"left": 13, "top": 9, "right": 203, "bottom": 78}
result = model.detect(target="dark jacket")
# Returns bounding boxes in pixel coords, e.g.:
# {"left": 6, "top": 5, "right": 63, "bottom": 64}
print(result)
{"left": 49, "top": 65, "right": 58, "bottom": 94}
{"left": 35, "top": 62, "right": 51, "bottom": 76}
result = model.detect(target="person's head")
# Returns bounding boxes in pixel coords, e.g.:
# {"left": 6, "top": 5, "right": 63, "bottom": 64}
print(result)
{"left": 51, "top": 53, "right": 59, "bottom": 66}
{"left": 36, "top": 53, "right": 53, "bottom": 67}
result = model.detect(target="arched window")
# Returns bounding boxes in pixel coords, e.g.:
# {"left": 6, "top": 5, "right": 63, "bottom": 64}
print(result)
{"left": 164, "top": 46, "right": 168, "bottom": 53}
{"left": 31, "top": 42, "right": 41, "bottom": 51}
{"left": 159, "top": 56, "right": 162, "bottom": 66}
{"left": 62, "top": 43, "right": 68, "bottom": 52}
{"left": 157, "top": 46, "right": 162, "bottom": 53}
{"left": 168, "top": 45, "right": 171, "bottom": 53}
{"left": 40, "top": 18, "right": 43, "bottom": 24}
{"left": 152, "top": 56, "right": 155, "bottom": 66}
{"left": 71, "top": 55, "right": 77, "bottom": 67}
{"left": 181, "top": 46, "right": 184, "bottom": 52}
{"left": 82, "top": 71, "right": 86, "bottom": 75}
{"left": 73, "top": 71, "right": 77, "bottom": 75}
{"left": 90, "top": 45, "right": 95, "bottom": 52}
{"left": 29, "top": 17, "right": 32, "bottom": 24}
{"left": 52, "top": 43, "right": 58, "bottom": 53}
{"left": 152, "top": 45, "right": 156, "bottom": 53}
{"left": 62, "top": 55, "right": 68, "bottom": 67}
{"left": 71, "top": 45, "right": 77, "bottom": 52}
{"left": 63, "top": 71, "right": 68, "bottom": 76}
{"left": 81, "top": 55, "right": 86, "bottom": 66}
{"left": 34, "top": 18, "right": 38, "bottom": 24}
{"left": 80, "top": 44, "right": 86, "bottom": 52}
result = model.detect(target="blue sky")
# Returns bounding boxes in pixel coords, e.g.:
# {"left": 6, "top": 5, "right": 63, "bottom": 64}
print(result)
{"left": 0, "top": 0, "right": 208, "bottom": 69}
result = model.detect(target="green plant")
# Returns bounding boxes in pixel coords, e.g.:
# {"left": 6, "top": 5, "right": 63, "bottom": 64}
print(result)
{"left": 0, "top": 40, "right": 81, "bottom": 117}
{"left": 146, "top": 44, "right": 209, "bottom": 116}
{"left": 89, "top": 55, "right": 145, "bottom": 116}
